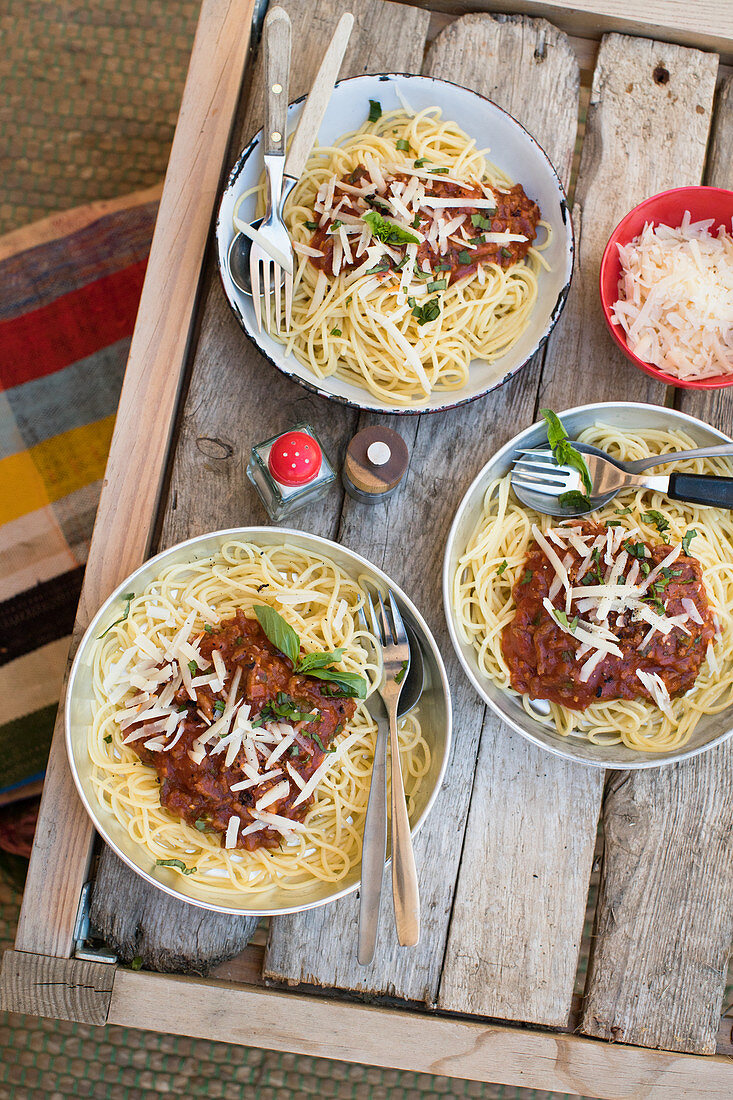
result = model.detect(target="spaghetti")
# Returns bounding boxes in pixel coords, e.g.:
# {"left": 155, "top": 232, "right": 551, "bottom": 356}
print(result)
{"left": 88, "top": 539, "right": 430, "bottom": 898}
{"left": 237, "top": 103, "right": 549, "bottom": 407}
{"left": 453, "top": 423, "right": 733, "bottom": 751}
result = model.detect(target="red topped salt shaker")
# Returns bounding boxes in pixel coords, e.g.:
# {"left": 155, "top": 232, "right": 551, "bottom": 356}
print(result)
{"left": 247, "top": 422, "right": 336, "bottom": 520}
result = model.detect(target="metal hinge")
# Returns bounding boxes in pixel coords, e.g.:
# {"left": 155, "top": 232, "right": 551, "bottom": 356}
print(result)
{"left": 72, "top": 882, "right": 118, "bottom": 963}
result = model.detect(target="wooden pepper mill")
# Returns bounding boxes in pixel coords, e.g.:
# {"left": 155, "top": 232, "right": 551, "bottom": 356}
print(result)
{"left": 342, "top": 426, "right": 409, "bottom": 504}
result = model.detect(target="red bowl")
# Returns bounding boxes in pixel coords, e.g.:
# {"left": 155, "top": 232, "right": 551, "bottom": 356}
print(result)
{"left": 599, "top": 186, "right": 733, "bottom": 390}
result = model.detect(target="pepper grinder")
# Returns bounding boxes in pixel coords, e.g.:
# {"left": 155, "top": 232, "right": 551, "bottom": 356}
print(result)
{"left": 342, "top": 426, "right": 409, "bottom": 504}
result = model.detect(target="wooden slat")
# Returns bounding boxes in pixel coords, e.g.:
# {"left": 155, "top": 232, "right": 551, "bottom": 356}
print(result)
{"left": 89, "top": 849, "right": 258, "bottom": 973}
{"left": 13, "top": 0, "right": 258, "bottom": 961}
{"left": 265, "top": 14, "right": 595, "bottom": 1016}
{"left": 0, "top": 951, "right": 114, "bottom": 1025}
{"left": 89, "top": 0, "right": 432, "bottom": 970}
{"left": 407, "top": 0, "right": 733, "bottom": 64}
{"left": 107, "top": 968, "right": 733, "bottom": 1099}
{"left": 411, "top": 14, "right": 602, "bottom": 1028}
{"left": 580, "top": 66, "right": 732, "bottom": 1056}
{"left": 538, "top": 33, "right": 718, "bottom": 411}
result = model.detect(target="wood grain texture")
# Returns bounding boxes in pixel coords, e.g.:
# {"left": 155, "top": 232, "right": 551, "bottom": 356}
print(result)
{"left": 404, "top": 0, "right": 733, "bottom": 64}
{"left": 107, "top": 968, "right": 733, "bottom": 1099}
{"left": 580, "top": 58, "right": 733, "bottom": 1057}
{"left": 89, "top": 849, "right": 258, "bottom": 974}
{"left": 539, "top": 33, "right": 718, "bottom": 411}
{"left": 265, "top": 15, "right": 595, "bottom": 1017}
{"left": 0, "top": 950, "right": 114, "bottom": 1025}
{"left": 90, "top": 0, "right": 431, "bottom": 973}
{"left": 418, "top": 13, "right": 601, "bottom": 1028}
{"left": 15, "top": 0, "right": 257, "bottom": 960}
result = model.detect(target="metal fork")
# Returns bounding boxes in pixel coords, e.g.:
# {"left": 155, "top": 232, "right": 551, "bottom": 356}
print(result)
{"left": 512, "top": 443, "right": 733, "bottom": 498}
{"left": 249, "top": 6, "right": 294, "bottom": 333}
{"left": 359, "top": 590, "right": 419, "bottom": 959}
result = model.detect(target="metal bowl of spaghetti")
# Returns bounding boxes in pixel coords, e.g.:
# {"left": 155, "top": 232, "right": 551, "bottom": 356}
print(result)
{"left": 443, "top": 402, "right": 733, "bottom": 769}
{"left": 66, "top": 528, "right": 451, "bottom": 915}
{"left": 217, "top": 72, "right": 573, "bottom": 414}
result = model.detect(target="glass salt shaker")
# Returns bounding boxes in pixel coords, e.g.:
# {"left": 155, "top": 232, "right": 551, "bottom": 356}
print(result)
{"left": 247, "top": 422, "right": 336, "bottom": 521}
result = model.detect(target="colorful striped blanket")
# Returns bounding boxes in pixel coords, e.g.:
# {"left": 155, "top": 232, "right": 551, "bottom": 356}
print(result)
{"left": 0, "top": 189, "right": 159, "bottom": 852}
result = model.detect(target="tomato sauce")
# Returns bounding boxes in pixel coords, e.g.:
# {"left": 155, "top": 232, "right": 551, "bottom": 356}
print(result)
{"left": 130, "top": 611, "right": 356, "bottom": 850}
{"left": 309, "top": 167, "right": 540, "bottom": 283}
{"left": 501, "top": 525, "right": 715, "bottom": 711}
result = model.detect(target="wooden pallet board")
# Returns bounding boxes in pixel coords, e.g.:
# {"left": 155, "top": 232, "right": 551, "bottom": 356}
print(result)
{"left": 5, "top": 0, "right": 733, "bottom": 1089}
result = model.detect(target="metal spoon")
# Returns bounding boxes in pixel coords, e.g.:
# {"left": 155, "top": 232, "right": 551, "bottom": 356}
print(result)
{"left": 397, "top": 623, "right": 424, "bottom": 717}
{"left": 228, "top": 218, "right": 262, "bottom": 297}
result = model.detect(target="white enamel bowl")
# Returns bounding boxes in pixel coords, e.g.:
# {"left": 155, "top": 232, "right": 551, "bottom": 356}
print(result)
{"left": 66, "top": 528, "right": 452, "bottom": 915}
{"left": 216, "top": 73, "right": 574, "bottom": 415}
{"left": 443, "top": 402, "right": 733, "bottom": 769}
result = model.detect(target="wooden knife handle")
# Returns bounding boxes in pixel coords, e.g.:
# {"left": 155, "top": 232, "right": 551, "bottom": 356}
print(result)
{"left": 263, "top": 6, "right": 291, "bottom": 157}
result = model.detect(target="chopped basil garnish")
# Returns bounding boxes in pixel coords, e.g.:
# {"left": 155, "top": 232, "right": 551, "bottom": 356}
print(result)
{"left": 540, "top": 409, "right": 593, "bottom": 495}
{"left": 304, "top": 220, "right": 318, "bottom": 231}
{"left": 395, "top": 660, "right": 408, "bottom": 684}
{"left": 368, "top": 99, "right": 382, "bottom": 123}
{"left": 194, "top": 819, "right": 208, "bottom": 831}
{"left": 520, "top": 570, "right": 533, "bottom": 586}
{"left": 98, "top": 592, "right": 135, "bottom": 639}
{"left": 500, "top": 247, "right": 512, "bottom": 258}
{"left": 471, "top": 212, "right": 495, "bottom": 230}
{"left": 366, "top": 260, "right": 391, "bottom": 274}
{"left": 413, "top": 157, "right": 429, "bottom": 168}
{"left": 187, "top": 659, "right": 198, "bottom": 674}
{"left": 615, "top": 507, "right": 632, "bottom": 515}
{"left": 330, "top": 327, "right": 342, "bottom": 337}
{"left": 430, "top": 167, "right": 450, "bottom": 174}
{"left": 458, "top": 250, "right": 472, "bottom": 265}
{"left": 363, "top": 210, "right": 420, "bottom": 247}
{"left": 426, "top": 279, "right": 447, "bottom": 292}
{"left": 396, "top": 138, "right": 410, "bottom": 151}
{"left": 410, "top": 298, "right": 441, "bottom": 326}
{"left": 213, "top": 700, "right": 225, "bottom": 714}
{"left": 553, "top": 609, "right": 579, "bottom": 633}
{"left": 204, "top": 624, "right": 213, "bottom": 633}
{"left": 155, "top": 858, "right": 196, "bottom": 875}
{"left": 497, "top": 560, "right": 508, "bottom": 575}
{"left": 435, "top": 262, "right": 451, "bottom": 271}
{"left": 311, "top": 731, "right": 336, "bottom": 754}
{"left": 641, "top": 510, "right": 670, "bottom": 539}
{"left": 682, "top": 529, "right": 697, "bottom": 555}
{"left": 103, "top": 734, "right": 113, "bottom": 744}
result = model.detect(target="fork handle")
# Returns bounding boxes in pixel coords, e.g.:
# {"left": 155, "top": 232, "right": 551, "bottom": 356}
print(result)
{"left": 263, "top": 6, "right": 291, "bottom": 158}
{"left": 626, "top": 444, "right": 733, "bottom": 474}
{"left": 389, "top": 710, "right": 420, "bottom": 947}
{"left": 668, "top": 472, "right": 733, "bottom": 509}
{"left": 357, "top": 708, "right": 389, "bottom": 966}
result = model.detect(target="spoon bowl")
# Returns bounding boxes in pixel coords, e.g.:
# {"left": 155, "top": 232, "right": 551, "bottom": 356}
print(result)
{"left": 511, "top": 441, "right": 618, "bottom": 517}
{"left": 398, "top": 623, "right": 424, "bottom": 717}
{"left": 227, "top": 218, "right": 262, "bottom": 297}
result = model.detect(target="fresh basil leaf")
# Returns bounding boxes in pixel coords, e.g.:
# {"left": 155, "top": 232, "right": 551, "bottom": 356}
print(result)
{"left": 558, "top": 490, "right": 592, "bottom": 511}
{"left": 410, "top": 298, "right": 441, "bottom": 326}
{"left": 682, "top": 529, "right": 697, "bottom": 555}
{"left": 254, "top": 605, "right": 301, "bottom": 666}
{"left": 362, "top": 210, "right": 419, "bottom": 247}
{"left": 303, "top": 667, "right": 368, "bottom": 699}
{"left": 297, "top": 649, "right": 346, "bottom": 674}
{"left": 311, "top": 731, "right": 336, "bottom": 754}
{"left": 540, "top": 409, "right": 593, "bottom": 495}
{"left": 98, "top": 592, "right": 135, "bottom": 639}
{"left": 553, "top": 609, "right": 579, "bottom": 633}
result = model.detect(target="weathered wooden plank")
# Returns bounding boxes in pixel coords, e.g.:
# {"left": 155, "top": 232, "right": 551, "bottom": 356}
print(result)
{"left": 14, "top": 0, "right": 258, "bottom": 960}
{"left": 0, "top": 950, "right": 114, "bottom": 1025}
{"left": 90, "top": 0, "right": 431, "bottom": 972}
{"left": 404, "top": 0, "right": 733, "bottom": 65}
{"left": 420, "top": 15, "right": 601, "bottom": 1028}
{"left": 265, "top": 15, "right": 595, "bottom": 1017}
{"left": 107, "top": 968, "right": 733, "bottom": 1099}
{"left": 89, "top": 849, "right": 258, "bottom": 974}
{"left": 538, "top": 33, "right": 718, "bottom": 411}
{"left": 580, "top": 63, "right": 732, "bottom": 1057}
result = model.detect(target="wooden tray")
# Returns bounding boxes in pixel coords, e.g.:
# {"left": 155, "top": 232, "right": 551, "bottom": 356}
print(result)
{"left": 3, "top": 0, "right": 733, "bottom": 1095}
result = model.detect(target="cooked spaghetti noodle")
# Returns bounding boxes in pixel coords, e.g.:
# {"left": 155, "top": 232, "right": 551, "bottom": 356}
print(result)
{"left": 88, "top": 539, "right": 430, "bottom": 898}
{"left": 237, "top": 103, "right": 549, "bottom": 406}
{"left": 453, "top": 424, "right": 733, "bottom": 751}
